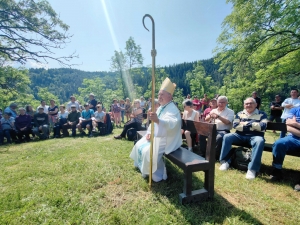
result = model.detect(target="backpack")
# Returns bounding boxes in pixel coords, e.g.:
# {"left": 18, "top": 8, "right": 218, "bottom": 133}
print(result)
{"left": 98, "top": 123, "right": 107, "bottom": 136}
{"left": 231, "top": 147, "right": 252, "bottom": 171}
{"left": 127, "top": 128, "right": 137, "bottom": 141}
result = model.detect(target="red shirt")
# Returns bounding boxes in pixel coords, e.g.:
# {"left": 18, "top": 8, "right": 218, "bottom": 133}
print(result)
{"left": 203, "top": 107, "right": 213, "bottom": 118}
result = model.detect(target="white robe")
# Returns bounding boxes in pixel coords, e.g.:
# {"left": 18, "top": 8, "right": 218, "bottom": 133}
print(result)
{"left": 129, "top": 101, "right": 182, "bottom": 182}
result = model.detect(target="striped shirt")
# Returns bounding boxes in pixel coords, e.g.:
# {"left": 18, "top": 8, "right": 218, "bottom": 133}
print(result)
{"left": 233, "top": 109, "right": 268, "bottom": 137}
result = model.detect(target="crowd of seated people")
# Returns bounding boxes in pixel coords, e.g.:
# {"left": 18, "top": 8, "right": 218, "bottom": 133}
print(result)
{"left": 0, "top": 94, "right": 155, "bottom": 144}
{"left": 182, "top": 90, "right": 299, "bottom": 191}
{"left": 0, "top": 90, "right": 299, "bottom": 191}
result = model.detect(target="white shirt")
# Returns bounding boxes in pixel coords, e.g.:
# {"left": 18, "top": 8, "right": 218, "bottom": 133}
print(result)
{"left": 36, "top": 105, "right": 49, "bottom": 114}
{"left": 66, "top": 101, "right": 80, "bottom": 111}
{"left": 94, "top": 111, "right": 105, "bottom": 122}
{"left": 210, "top": 107, "right": 235, "bottom": 130}
{"left": 281, "top": 98, "right": 300, "bottom": 119}
{"left": 58, "top": 111, "right": 68, "bottom": 119}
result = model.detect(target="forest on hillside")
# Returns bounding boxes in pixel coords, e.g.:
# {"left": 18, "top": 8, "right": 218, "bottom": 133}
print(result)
{"left": 0, "top": 0, "right": 299, "bottom": 115}
{"left": 27, "top": 58, "right": 221, "bottom": 104}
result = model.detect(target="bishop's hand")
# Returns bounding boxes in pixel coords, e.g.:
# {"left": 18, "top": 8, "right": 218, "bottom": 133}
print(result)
{"left": 149, "top": 112, "right": 159, "bottom": 124}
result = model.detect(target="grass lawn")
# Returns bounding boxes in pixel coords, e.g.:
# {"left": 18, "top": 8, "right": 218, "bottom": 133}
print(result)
{"left": 0, "top": 129, "right": 299, "bottom": 225}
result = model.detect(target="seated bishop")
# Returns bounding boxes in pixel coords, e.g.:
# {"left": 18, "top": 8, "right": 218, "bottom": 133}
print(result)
{"left": 130, "top": 77, "right": 182, "bottom": 182}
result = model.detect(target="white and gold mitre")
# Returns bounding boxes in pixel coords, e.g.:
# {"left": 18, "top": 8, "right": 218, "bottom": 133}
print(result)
{"left": 160, "top": 77, "right": 176, "bottom": 95}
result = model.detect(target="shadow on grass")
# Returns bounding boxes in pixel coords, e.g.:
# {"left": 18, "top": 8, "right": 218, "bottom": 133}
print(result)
{"left": 260, "top": 164, "right": 300, "bottom": 188}
{"left": 149, "top": 160, "right": 263, "bottom": 225}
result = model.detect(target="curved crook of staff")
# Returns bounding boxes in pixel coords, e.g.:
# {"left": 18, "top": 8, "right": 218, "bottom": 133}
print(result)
{"left": 143, "top": 14, "right": 156, "bottom": 187}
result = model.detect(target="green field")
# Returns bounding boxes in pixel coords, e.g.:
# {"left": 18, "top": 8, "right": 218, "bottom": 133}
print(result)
{"left": 0, "top": 129, "right": 299, "bottom": 224}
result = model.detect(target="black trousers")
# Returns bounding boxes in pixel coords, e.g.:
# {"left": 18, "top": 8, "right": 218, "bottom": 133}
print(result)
{"left": 17, "top": 128, "right": 31, "bottom": 140}
{"left": 120, "top": 122, "right": 141, "bottom": 137}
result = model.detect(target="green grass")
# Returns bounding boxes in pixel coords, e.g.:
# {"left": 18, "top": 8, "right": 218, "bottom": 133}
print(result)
{"left": 0, "top": 129, "right": 299, "bottom": 224}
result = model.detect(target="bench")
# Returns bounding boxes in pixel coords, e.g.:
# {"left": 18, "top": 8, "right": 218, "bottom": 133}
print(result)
{"left": 137, "top": 121, "right": 217, "bottom": 204}
{"left": 235, "top": 122, "right": 300, "bottom": 157}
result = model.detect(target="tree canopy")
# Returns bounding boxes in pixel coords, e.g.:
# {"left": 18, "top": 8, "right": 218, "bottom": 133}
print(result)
{"left": 0, "top": 0, "right": 76, "bottom": 66}
{"left": 214, "top": 0, "right": 300, "bottom": 111}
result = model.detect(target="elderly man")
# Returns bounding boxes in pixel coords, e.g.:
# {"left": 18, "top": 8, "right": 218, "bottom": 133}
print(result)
{"left": 204, "top": 96, "right": 234, "bottom": 159}
{"left": 62, "top": 105, "right": 81, "bottom": 137}
{"left": 130, "top": 78, "right": 182, "bottom": 182}
{"left": 33, "top": 107, "right": 49, "bottom": 140}
{"left": 15, "top": 107, "right": 32, "bottom": 142}
{"left": 269, "top": 107, "right": 300, "bottom": 187}
{"left": 219, "top": 97, "right": 268, "bottom": 180}
{"left": 4, "top": 103, "right": 18, "bottom": 118}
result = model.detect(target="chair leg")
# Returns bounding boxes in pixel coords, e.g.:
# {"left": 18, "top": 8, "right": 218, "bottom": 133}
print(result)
{"left": 204, "top": 168, "right": 215, "bottom": 199}
{"left": 183, "top": 170, "right": 192, "bottom": 195}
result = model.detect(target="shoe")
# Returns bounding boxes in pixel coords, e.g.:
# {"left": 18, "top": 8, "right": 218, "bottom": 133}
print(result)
{"left": 92, "top": 128, "right": 96, "bottom": 132}
{"left": 54, "top": 135, "right": 59, "bottom": 138}
{"left": 246, "top": 169, "right": 256, "bottom": 180}
{"left": 294, "top": 183, "right": 300, "bottom": 191}
{"left": 88, "top": 133, "right": 93, "bottom": 138}
{"left": 71, "top": 134, "right": 76, "bottom": 138}
{"left": 269, "top": 168, "right": 283, "bottom": 181}
{"left": 219, "top": 162, "right": 230, "bottom": 171}
{"left": 80, "top": 132, "right": 86, "bottom": 137}
{"left": 114, "top": 135, "right": 123, "bottom": 139}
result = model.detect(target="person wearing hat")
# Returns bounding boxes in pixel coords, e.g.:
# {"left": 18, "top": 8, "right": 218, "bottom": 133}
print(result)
{"left": 130, "top": 77, "right": 182, "bottom": 182}
{"left": 4, "top": 103, "right": 18, "bottom": 118}
{"left": 62, "top": 105, "right": 81, "bottom": 137}
{"left": 15, "top": 107, "right": 32, "bottom": 142}
{"left": 0, "top": 112, "right": 16, "bottom": 144}
{"left": 192, "top": 96, "right": 201, "bottom": 113}
{"left": 77, "top": 103, "right": 94, "bottom": 137}
{"left": 32, "top": 107, "right": 49, "bottom": 140}
{"left": 203, "top": 96, "right": 234, "bottom": 160}
{"left": 88, "top": 93, "right": 97, "bottom": 112}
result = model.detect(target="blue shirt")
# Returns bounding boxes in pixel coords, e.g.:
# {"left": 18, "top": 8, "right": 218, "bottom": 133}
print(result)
{"left": 286, "top": 107, "right": 300, "bottom": 138}
{"left": 4, "top": 107, "right": 17, "bottom": 118}
{"left": 1, "top": 117, "right": 15, "bottom": 130}
{"left": 81, "top": 109, "right": 94, "bottom": 119}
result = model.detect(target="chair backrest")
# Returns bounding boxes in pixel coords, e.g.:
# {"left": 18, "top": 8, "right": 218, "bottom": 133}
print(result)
{"left": 184, "top": 120, "right": 217, "bottom": 161}
{"left": 266, "top": 122, "right": 287, "bottom": 132}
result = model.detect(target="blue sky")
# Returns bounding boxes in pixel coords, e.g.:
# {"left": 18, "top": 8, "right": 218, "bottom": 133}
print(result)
{"left": 37, "top": 0, "right": 232, "bottom": 72}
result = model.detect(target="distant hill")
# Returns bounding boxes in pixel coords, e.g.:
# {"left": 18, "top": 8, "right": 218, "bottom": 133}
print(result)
{"left": 29, "top": 58, "right": 221, "bottom": 102}
{"left": 29, "top": 68, "right": 117, "bottom": 103}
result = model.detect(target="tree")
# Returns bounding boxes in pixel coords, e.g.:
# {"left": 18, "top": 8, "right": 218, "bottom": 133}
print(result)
{"left": 185, "top": 61, "right": 218, "bottom": 99}
{"left": 0, "top": 66, "right": 30, "bottom": 108}
{"left": 0, "top": 0, "right": 76, "bottom": 66}
{"left": 125, "top": 36, "right": 143, "bottom": 70}
{"left": 37, "top": 87, "right": 59, "bottom": 104}
{"left": 110, "top": 50, "right": 127, "bottom": 98}
{"left": 215, "top": 0, "right": 300, "bottom": 96}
